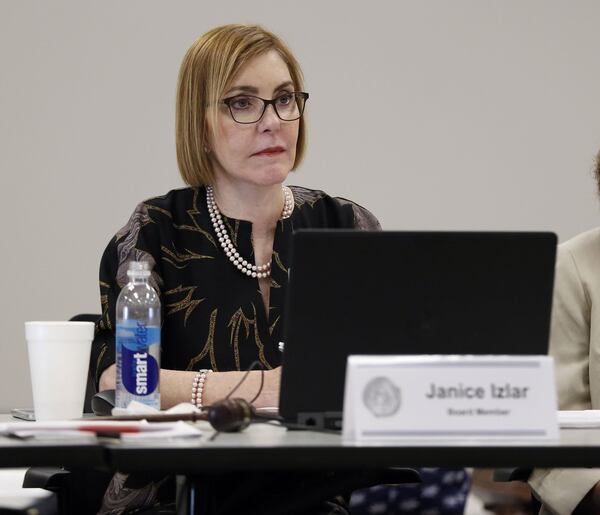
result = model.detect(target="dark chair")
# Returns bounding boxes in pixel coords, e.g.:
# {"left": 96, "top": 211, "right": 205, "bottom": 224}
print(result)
{"left": 71, "top": 313, "right": 101, "bottom": 414}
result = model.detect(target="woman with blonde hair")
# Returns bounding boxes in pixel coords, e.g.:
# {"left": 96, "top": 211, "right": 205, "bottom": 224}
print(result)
{"left": 93, "top": 24, "right": 379, "bottom": 513}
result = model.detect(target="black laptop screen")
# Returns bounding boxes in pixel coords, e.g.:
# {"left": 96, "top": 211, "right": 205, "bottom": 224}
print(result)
{"left": 279, "top": 230, "right": 557, "bottom": 428}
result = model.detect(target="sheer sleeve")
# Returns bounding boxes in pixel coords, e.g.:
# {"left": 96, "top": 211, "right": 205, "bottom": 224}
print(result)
{"left": 91, "top": 202, "right": 164, "bottom": 390}
{"left": 334, "top": 197, "right": 382, "bottom": 231}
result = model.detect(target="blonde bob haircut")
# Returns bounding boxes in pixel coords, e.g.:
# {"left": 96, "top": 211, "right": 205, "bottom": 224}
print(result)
{"left": 176, "top": 24, "right": 306, "bottom": 187}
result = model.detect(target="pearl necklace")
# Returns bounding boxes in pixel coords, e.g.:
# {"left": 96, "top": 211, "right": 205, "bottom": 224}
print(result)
{"left": 206, "top": 185, "right": 294, "bottom": 278}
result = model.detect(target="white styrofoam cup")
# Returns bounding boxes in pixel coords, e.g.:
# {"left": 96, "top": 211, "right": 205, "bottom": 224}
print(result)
{"left": 25, "top": 321, "right": 95, "bottom": 421}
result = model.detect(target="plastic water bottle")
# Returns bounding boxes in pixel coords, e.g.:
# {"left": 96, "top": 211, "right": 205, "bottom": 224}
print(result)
{"left": 115, "top": 261, "right": 161, "bottom": 409}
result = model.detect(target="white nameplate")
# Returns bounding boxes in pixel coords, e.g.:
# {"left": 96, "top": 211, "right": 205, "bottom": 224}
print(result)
{"left": 342, "top": 355, "right": 558, "bottom": 441}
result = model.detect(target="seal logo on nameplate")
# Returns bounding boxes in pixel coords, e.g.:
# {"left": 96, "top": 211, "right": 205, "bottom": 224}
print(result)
{"left": 362, "top": 376, "right": 401, "bottom": 417}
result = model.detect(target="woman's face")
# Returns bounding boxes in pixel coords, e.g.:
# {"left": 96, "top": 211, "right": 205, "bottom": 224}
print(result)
{"left": 208, "top": 50, "right": 300, "bottom": 188}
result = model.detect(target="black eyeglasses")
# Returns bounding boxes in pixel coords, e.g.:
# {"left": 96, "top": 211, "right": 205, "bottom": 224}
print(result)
{"left": 221, "top": 91, "right": 309, "bottom": 124}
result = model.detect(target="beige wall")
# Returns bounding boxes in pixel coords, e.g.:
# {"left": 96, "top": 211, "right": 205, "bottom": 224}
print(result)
{"left": 1, "top": 0, "right": 600, "bottom": 411}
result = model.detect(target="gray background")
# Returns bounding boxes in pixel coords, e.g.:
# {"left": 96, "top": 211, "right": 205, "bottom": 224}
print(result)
{"left": 1, "top": 0, "right": 600, "bottom": 411}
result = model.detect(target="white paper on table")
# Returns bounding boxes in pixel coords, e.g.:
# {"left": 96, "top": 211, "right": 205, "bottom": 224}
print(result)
{"left": 0, "top": 419, "right": 202, "bottom": 440}
{"left": 111, "top": 401, "right": 200, "bottom": 417}
{"left": 119, "top": 420, "right": 201, "bottom": 441}
{"left": 558, "top": 410, "right": 600, "bottom": 428}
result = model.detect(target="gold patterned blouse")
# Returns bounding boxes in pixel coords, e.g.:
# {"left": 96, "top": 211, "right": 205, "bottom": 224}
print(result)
{"left": 92, "top": 185, "right": 380, "bottom": 387}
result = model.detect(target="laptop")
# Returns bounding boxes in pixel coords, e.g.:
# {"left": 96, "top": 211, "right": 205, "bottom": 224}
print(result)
{"left": 279, "top": 230, "right": 557, "bottom": 430}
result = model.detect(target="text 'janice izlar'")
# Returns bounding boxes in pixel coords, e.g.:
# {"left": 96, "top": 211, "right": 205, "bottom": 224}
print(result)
{"left": 425, "top": 382, "right": 529, "bottom": 399}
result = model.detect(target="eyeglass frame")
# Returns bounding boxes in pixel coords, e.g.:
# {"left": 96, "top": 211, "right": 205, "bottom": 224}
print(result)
{"left": 220, "top": 91, "right": 309, "bottom": 124}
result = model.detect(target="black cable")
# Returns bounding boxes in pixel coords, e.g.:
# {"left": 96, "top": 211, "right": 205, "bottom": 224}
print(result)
{"left": 248, "top": 364, "right": 265, "bottom": 405}
{"left": 222, "top": 360, "right": 264, "bottom": 401}
{"left": 207, "top": 360, "right": 266, "bottom": 440}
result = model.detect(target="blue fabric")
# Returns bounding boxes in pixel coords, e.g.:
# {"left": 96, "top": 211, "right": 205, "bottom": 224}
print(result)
{"left": 349, "top": 468, "right": 470, "bottom": 515}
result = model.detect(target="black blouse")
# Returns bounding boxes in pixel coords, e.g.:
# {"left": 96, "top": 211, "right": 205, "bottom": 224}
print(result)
{"left": 92, "top": 185, "right": 380, "bottom": 387}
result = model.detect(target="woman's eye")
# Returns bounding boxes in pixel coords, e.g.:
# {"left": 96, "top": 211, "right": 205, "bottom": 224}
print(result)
{"left": 231, "top": 97, "right": 253, "bottom": 110}
{"left": 276, "top": 93, "right": 293, "bottom": 106}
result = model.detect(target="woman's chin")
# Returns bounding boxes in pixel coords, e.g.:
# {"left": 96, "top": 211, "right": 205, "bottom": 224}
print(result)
{"left": 248, "top": 167, "right": 290, "bottom": 187}
{"left": 216, "top": 163, "right": 292, "bottom": 188}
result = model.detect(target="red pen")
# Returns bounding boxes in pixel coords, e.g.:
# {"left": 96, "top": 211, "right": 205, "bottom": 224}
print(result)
{"left": 77, "top": 425, "right": 141, "bottom": 433}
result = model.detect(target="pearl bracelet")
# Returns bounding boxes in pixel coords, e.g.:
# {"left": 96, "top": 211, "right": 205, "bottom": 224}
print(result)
{"left": 191, "top": 369, "right": 213, "bottom": 408}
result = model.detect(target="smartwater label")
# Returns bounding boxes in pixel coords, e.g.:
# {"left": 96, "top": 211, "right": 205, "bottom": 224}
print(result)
{"left": 116, "top": 321, "right": 160, "bottom": 396}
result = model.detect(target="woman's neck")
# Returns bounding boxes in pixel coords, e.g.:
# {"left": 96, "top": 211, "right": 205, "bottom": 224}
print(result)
{"left": 210, "top": 178, "right": 284, "bottom": 236}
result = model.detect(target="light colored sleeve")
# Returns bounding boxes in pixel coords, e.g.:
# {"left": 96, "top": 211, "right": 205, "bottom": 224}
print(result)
{"left": 529, "top": 240, "right": 600, "bottom": 515}
{"left": 529, "top": 468, "right": 600, "bottom": 515}
{"left": 548, "top": 246, "right": 592, "bottom": 410}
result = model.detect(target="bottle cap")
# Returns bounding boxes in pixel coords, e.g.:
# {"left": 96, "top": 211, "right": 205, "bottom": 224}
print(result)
{"left": 127, "top": 261, "right": 151, "bottom": 278}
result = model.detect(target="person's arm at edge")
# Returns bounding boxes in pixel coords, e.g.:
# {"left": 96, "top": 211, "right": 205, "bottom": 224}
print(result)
{"left": 529, "top": 243, "right": 600, "bottom": 515}
{"left": 99, "top": 364, "right": 281, "bottom": 410}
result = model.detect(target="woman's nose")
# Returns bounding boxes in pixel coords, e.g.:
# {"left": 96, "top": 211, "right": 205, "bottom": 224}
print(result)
{"left": 258, "top": 104, "right": 281, "bottom": 131}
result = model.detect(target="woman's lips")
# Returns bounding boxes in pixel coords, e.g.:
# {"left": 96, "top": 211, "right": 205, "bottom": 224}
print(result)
{"left": 252, "top": 147, "right": 285, "bottom": 157}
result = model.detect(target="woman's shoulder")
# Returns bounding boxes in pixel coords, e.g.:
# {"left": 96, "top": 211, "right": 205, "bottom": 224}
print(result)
{"left": 555, "top": 227, "right": 600, "bottom": 297}
{"left": 289, "top": 185, "right": 381, "bottom": 230}
{"left": 559, "top": 227, "right": 600, "bottom": 270}
{"left": 561, "top": 227, "right": 600, "bottom": 256}
{"left": 119, "top": 187, "right": 197, "bottom": 228}
{"left": 288, "top": 185, "right": 329, "bottom": 208}
{"left": 106, "top": 188, "right": 198, "bottom": 286}
{"left": 112, "top": 187, "right": 198, "bottom": 245}
{"left": 138, "top": 187, "right": 198, "bottom": 214}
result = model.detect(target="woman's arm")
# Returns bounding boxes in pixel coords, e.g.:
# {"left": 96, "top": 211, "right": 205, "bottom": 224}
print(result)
{"left": 529, "top": 238, "right": 600, "bottom": 515}
{"left": 99, "top": 364, "right": 281, "bottom": 410}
